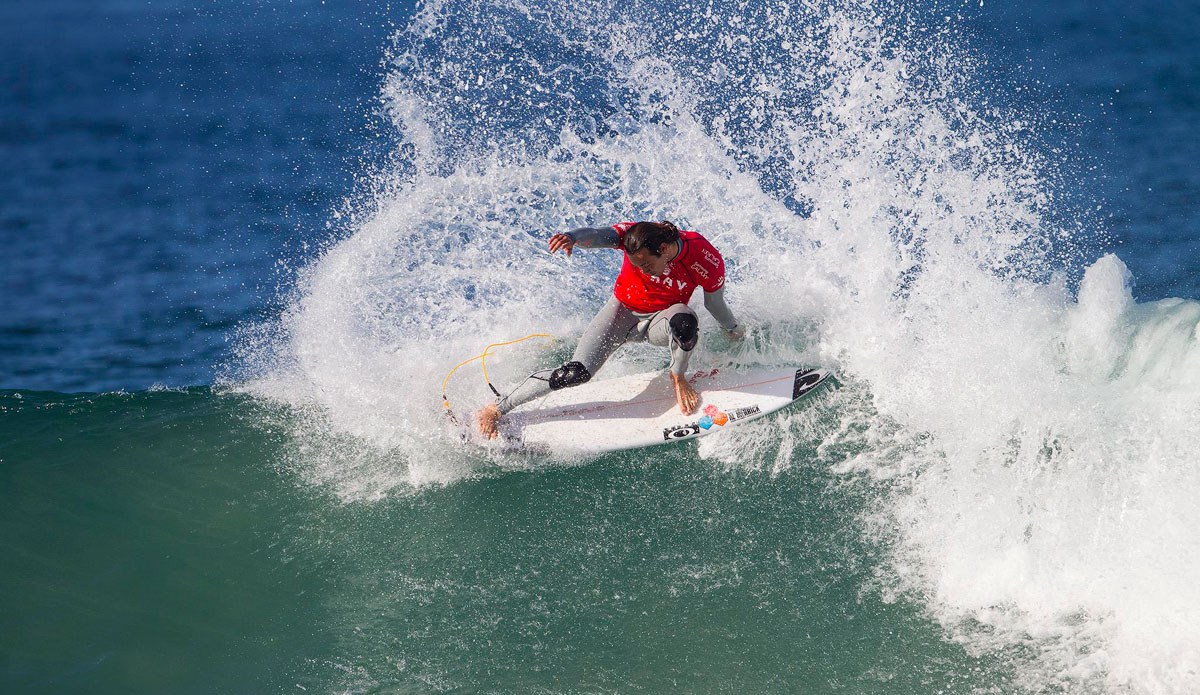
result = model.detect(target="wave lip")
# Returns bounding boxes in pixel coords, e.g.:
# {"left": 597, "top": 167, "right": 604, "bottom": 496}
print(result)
{"left": 885, "top": 253, "right": 1200, "bottom": 694}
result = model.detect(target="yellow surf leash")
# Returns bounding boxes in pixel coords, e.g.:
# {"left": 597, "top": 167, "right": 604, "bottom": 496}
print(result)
{"left": 441, "top": 333, "right": 554, "bottom": 423}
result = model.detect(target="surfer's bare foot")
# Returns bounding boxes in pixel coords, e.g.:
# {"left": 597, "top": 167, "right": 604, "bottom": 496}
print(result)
{"left": 671, "top": 372, "right": 701, "bottom": 415}
{"left": 476, "top": 403, "right": 501, "bottom": 439}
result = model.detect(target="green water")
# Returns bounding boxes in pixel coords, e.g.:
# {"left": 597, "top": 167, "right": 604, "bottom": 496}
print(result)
{"left": 1, "top": 389, "right": 1004, "bottom": 693}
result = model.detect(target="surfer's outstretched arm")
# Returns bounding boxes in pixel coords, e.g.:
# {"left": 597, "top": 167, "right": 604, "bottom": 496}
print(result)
{"left": 703, "top": 287, "right": 744, "bottom": 339}
{"left": 548, "top": 226, "right": 622, "bottom": 255}
{"left": 567, "top": 226, "right": 622, "bottom": 248}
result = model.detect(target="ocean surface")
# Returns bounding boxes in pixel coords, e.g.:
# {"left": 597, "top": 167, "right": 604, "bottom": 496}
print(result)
{"left": 3, "top": 0, "right": 1199, "bottom": 693}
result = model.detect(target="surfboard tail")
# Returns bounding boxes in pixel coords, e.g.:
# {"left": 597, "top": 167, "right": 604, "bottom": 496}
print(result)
{"left": 792, "top": 368, "right": 832, "bottom": 400}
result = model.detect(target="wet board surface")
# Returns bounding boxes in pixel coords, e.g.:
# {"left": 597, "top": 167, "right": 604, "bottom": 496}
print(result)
{"left": 498, "top": 366, "right": 834, "bottom": 454}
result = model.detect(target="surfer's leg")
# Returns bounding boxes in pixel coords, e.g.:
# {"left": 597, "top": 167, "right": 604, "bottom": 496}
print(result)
{"left": 643, "top": 303, "right": 699, "bottom": 375}
{"left": 495, "top": 297, "right": 638, "bottom": 415}
{"left": 641, "top": 303, "right": 702, "bottom": 415}
{"left": 638, "top": 303, "right": 701, "bottom": 415}
{"left": 570, "top": 296, "right": 640, "bottom": 374}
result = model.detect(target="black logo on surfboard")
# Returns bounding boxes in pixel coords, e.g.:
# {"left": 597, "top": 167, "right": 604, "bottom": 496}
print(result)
{"left": 662, "top": 405, "right": 761, "bottom": 441}
{"left": 792, "top": 369, "right": 825, "bottom": 399}
{"left": 663, "top": 424, "right": 702, "bottom": 440}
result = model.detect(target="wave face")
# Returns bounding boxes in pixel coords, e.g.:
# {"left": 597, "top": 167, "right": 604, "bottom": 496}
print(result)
{"left": 232, "top": 0, "right": 1200, "bottom": 691}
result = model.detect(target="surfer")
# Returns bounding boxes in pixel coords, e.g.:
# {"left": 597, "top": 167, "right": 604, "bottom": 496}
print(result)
{"left": 477, "top": 220, "right": 743, "bottom": 438}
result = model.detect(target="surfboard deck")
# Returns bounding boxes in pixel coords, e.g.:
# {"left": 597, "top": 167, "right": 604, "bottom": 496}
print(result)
{"left": 494, "top": 366, "right": 833, "bottom": 454}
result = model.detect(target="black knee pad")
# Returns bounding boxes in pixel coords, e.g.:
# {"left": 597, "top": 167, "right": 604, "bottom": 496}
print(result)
{"left": 669, "top": 312, "right": 698, "bottom": 351}
{"left": 549, "top": 361, "right": 591, "bottom": 389}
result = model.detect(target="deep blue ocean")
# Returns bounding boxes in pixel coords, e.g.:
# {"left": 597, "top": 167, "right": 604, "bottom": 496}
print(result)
{"left": 3, "top": 0, "right": 1200, "bottom": 693}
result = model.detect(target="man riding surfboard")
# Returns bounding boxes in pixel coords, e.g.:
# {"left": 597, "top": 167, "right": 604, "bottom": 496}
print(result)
{"left": 476, "top": 220, "right": 743, "bottom": 438}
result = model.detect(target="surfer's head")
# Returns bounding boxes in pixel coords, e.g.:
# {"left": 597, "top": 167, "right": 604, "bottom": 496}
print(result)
{"left": 624, "top": 221, "right": 680, "bottom": 276}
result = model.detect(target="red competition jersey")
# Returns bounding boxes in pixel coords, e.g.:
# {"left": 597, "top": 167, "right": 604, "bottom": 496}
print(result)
{"left": 612, "top": 222, "right": 726, "bottom": 313}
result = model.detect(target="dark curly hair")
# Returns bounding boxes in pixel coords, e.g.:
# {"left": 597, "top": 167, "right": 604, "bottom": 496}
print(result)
{"left": 622, "top": 220, "right": 681, "bottom": 257}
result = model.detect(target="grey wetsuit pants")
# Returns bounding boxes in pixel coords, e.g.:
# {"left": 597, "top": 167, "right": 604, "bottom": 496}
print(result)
{"left": 496, "top": 296, "right": 698, "bottom": 414}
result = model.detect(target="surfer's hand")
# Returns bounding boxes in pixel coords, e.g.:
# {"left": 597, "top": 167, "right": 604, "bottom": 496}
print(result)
{"left": 476, "top": 403, "right": 501, "bottom": 439}
{"left": 548, "top": 233, "right": 576, "bottom": 256}
{"left": 670, "top": 372, "right": 701, "bottom": 415}
{"left": 725, "top": 325, "right": 745, "bottom": 341}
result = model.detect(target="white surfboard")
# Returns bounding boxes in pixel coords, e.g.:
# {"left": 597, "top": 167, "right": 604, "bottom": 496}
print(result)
{"left": 497, "top": 366, "right": 834, "bottom": 454}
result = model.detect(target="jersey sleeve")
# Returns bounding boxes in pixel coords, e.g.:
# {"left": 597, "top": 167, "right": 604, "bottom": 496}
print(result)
{"left": 694, "top": 237, "right": 726, "bottom": 293}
